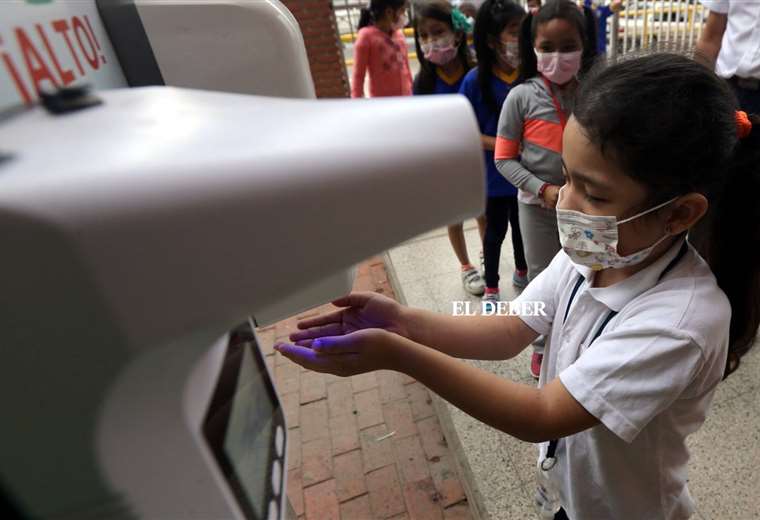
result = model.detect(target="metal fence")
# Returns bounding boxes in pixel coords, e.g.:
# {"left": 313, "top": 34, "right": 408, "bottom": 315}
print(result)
{"left": 610, "top": 0, "right": 707, "bottom": 59}
{"left": 332, "top": 1, "right": 707, "bottom": 59}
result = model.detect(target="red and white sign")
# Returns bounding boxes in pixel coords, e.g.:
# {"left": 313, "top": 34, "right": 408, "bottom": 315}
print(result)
{"left": 0, "top": 0, "right": 127, "bottom": 111}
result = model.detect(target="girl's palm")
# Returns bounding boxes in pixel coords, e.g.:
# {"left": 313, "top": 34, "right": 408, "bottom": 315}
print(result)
{"left": 290, "top": 292, "right": 410, "bottom": 346}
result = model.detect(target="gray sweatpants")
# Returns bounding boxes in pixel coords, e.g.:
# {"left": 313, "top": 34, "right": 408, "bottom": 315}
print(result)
{"left": 518, "top": 201, "right": 562, "bottom": 355}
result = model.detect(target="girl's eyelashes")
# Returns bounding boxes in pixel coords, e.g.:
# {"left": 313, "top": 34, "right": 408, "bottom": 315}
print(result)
{"left": 584, "top": 192, "right": 606, "bottom": 203}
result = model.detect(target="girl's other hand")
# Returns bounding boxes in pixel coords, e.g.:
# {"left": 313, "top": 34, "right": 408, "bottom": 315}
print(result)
{"left": 542, "top": 184, "right": 561, "bottom": 208}
{"left": 289, "top": 291, "right": 410, "bottom": 347}
{"left": 275, "top": 328, "right": 401, "bottom": 377}
{"left": 481, "top": 135, "right": 497, "bottom": 151}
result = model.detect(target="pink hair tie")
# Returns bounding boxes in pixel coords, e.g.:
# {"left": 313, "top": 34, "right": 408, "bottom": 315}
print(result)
{"left": 736, "top": 110, "right": 752, "bottom": 139}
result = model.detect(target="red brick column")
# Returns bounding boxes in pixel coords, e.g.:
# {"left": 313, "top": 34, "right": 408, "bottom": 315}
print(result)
{"left": 281, "top": 0, "right": 350, "bottom": 98}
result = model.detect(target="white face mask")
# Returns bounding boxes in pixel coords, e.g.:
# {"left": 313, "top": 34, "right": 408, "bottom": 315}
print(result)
{"left": 535, "top": 49, "right": 582, "bottom": 85}
{"left": 420, "top": 35, "right": 458, "bottom": 65}
{"left": 501, "top": 41, "right": 520, "bottom": 68}
{"left": 555, "top": 185, "right": 678, "bottom": 271}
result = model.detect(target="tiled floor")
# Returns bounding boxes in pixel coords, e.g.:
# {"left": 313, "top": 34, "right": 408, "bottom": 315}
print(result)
{"left": 257, "top": 257, "right": 475, "bottom": 520}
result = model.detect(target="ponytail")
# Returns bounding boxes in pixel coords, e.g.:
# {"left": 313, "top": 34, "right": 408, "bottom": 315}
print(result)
{"left": 706, "top": 113, "right": 760, "bottom": 378}
{"left": 580, "top": 4, "right": 598, "bottom": 72}
{"left": 358, "top": 7, "right": 373, "bottom": 29}
{"left": 518, "top": 11, "right": 536, "bottom": 79}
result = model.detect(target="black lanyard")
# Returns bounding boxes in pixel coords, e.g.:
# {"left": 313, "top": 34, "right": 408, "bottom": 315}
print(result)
{"left": 542, "top": 241, "right": 689, "bottom": 470}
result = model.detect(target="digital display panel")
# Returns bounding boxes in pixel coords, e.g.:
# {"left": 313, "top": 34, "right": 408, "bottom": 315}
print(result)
{"left": 203, "top": 322, "right": 286, "bottom": 520}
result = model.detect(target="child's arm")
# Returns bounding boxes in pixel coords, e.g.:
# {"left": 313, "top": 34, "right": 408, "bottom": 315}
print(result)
{"left": 292, "top": 253, "right": 563, "bottom": 362}
{"left": 695, "top": 10, "right": 727, "bottom": 69}
{"left": 494, "top": 89, "right": 561, "bottom": 202}
{"left": 291, "top": 292, "right": 539, "bottom": 361}
{"left": 277, "top": 329, "right": 599, "bottom": 443}
{"left": 404, "top": 306, "right": 539, "bottom": 360}
{"left": 394, "top": 333, "right": 599, "bottom": 442}
{"left": 351, "top": 31, "right": 370, "bottom": 98}
{"left": 458, "top": 74, "right": 497, "bottom": 152}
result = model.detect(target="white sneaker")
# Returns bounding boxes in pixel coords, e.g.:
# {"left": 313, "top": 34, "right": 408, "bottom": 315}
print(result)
{"left": 481, "top": 290, "right": 500, "bottom": 315}
{"left": 481, "top": 290, "right": 500, "bottom": 303}
{"left": 461, "top": 267, "right": 485, "bottom": 296}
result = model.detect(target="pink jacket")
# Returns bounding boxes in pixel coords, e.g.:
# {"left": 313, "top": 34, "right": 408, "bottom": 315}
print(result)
{"left": 351, "top": 26, "right": 413, "bottom": 98}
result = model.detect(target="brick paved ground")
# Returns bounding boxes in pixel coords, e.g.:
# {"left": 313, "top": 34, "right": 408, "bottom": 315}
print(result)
{"left": 256, "top": 256, "right": 474, "bottom": 520}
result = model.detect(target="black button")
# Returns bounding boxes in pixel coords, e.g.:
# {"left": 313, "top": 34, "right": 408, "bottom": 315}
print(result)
{"left": 39, "top": 84, "right": 102, "bottom": 115}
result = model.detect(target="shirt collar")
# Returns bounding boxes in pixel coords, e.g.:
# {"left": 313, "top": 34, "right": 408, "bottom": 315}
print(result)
{"left": 492, "top": 66, "right": 520, "bottom": 85}
{"left": 574, "top": 236, "right": 688, "bottom": 312}
{"left": 436, "top": 67, "right": 465, "bottom": 86}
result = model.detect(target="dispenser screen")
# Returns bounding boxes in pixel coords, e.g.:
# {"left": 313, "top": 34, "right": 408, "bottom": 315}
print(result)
{"left": 225, "top": 344, "right": 274, "bottom": 517}
{"left": 203, "top": 323, "right": 286, "bottom": 520}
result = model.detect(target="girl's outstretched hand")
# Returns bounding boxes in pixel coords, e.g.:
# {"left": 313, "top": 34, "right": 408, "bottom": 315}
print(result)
{"left": 289, "top": 291, "right": 411, "bottom": 347}
{"left": 275, "top": 328, "right": 401, "bottom": 377}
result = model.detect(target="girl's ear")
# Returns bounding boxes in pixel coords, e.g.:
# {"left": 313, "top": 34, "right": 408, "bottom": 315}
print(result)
{"left": 667, "top": 193, "right": 709, "bottom": 235}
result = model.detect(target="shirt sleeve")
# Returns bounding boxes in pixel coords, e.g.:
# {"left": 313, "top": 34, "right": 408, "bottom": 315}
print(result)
{"left": 511, "top": 251, "right": 566, "bottom": 335}
{"left": 494, "top": 87, "right": 546, "bottom": 196}
{"left": 458, "top": 74, "right": 485, "bottom": 134}
{"left": 699, "top": 0, "right": 729, "bottom": 14}
{"left": 352, "top": 31, "right": 370, "bottom": 98}
{"left": 559, "top": 325, "right": 705, "bottom": 443}
{"left": 458, "top": 73, "right": 474, "bottom": 103}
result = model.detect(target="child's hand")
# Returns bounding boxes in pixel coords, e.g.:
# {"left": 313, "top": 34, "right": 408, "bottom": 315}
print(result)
{"left": 275, "top": 328, "right": 401, "bottom": 377}
{"left": 289, "top": 291, "right": 410, "bottom": 347}
{"left": 541, "top": 184, "right": 561, "bottom": 208}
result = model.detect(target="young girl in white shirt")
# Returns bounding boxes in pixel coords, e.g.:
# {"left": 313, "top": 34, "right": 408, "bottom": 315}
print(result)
{"left": 276, "top": 53, "right": 759, "bottom": 519}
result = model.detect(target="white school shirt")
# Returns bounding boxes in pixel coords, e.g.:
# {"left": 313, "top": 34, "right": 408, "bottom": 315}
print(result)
{"left": 513, "top": 237, "right": 730, "bottom": 520}
{"left": 700, "top": 0, "right": 760, "bottom": 79}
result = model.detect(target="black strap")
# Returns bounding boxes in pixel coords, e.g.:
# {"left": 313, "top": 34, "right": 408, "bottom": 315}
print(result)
{"left": 96, "top": 0, "right": 165, "bottom": 87}
{"left": 562, "top": 275, "right": 585, "bottom": 325}
{"left": 544, "top": 241, "right": 689, "bottom": 465}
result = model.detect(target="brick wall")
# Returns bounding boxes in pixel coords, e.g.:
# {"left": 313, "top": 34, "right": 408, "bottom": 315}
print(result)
{"left": 281, "top": 0, "right": 350, "bottom": 98}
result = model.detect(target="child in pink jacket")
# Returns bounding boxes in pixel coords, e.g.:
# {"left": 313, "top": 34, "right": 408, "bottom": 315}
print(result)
{"left": 352, "top": 0, "right": 413, "bottom": 97}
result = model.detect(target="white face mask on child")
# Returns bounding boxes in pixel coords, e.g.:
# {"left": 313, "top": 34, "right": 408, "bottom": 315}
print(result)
{"left": 421, "top": 35, "right": 458, "bottom": 65}
{"left": 535, "top": 49, "right": 582, "bottom": 85}
{"left": 501, "top": 41, "right": 521, "bottom": 68}
{"left": 555, "top": 185, "right": 678, "bottom": 271}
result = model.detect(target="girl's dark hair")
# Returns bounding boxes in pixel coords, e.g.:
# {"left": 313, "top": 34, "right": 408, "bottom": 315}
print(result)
{"left": 518, "top": 0, "right": 597, "bottom": 80}
{"left": 412, "top": 1, "right": 474, "bottom": 95}
{"left": 473, "top": 0, "right": 526, "bottom": 112}
{"left": 359, "top": 0, "right": 407, "bottom": 29}
{"left": 573, "top": 53, "right": 760, "bottom": 379}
